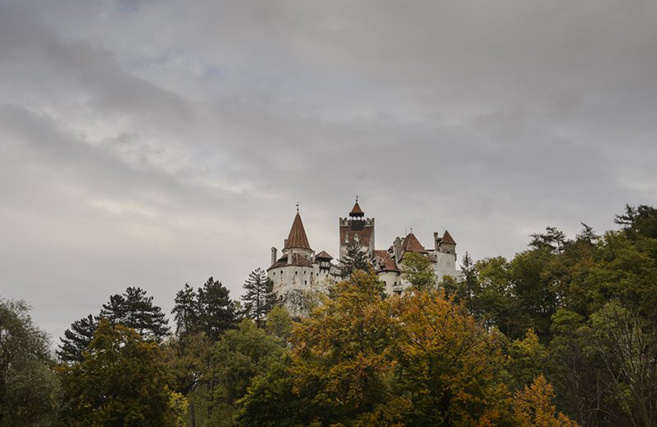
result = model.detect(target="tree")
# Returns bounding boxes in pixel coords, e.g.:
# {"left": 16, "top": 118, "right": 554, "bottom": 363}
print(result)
{"left": 57, "top": 314, "right": 97, "bottom": 363}
{"left": 508, "top": 329, "right": 549, "bottom": 389}
{"left": 207, "top": 320, "right": 288, "bottom": 425}
{"left": 614, "top": 204, "right": 657, "bottom": 240}
{"left": 241, "top": 268, "right": 277, "bottom": 328}
{"left": 0, "top": 299, "right": 60, "bottom": 427}
{"left": 265, "top": 305, "right": 294, "bottom": 344}
{"left": 287, "top": 270, "right": 399, "bottom": 425}
{"left": 400, "top": 252, "right": 435, "bottom": 291}
{"left": 240, "top": 271, "right": 524, "bottom": 426}
{"left": 164, "top": 332, "right": 213, "bottom": 427}
{"left": 395, "top": 290, "right": 513, "bottom": 426}
{"left": 58, "top": 319, "right": 186, "bottom": 427}
{"left": 590, "top": 302, "right": 657, "bottom": 427}
{"left": 460, "top": 251, "right": 479, "bottom": 304}
{"left": 529, "top": 227, "right": 568, "bottom": 254}
{"left": 100, "top": 287, "right": 170, "bottom": 341}
{"left": 338, "top": 241, "right": 371, "bottom": 278}
{"left": 197, "top": 277, "right": 237, "bottom": 341}
{"left": 513, "top": 376, "right": 578, "bottom": 427}
{"left": 171, "top": 284, "right": 199, "bottom": 337}
{"left": 469, "top": 256, "right": 526, "bottom": 338}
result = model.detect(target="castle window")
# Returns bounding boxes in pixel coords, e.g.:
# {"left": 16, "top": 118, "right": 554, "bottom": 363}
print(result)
{"left": 304, "top": 280, "right": 307, "bottom": 285}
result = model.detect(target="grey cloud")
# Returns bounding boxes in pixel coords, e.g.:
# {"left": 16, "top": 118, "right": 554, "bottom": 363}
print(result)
{"left": 1, "top": 0, "right": 656, "bottom": 341}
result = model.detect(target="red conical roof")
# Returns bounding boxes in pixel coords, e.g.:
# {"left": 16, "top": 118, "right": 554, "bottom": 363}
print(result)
{"left": 402, "top": 233, "right": 426, "bottom": 253}
{"left": 350, "top": 201, "right": 364, "bottom": 216}
{"left": 441, "top": 230, "right": 456, "bottom": 245}
{"left": 284, "top": 212, "right": 311, "bottom": 249}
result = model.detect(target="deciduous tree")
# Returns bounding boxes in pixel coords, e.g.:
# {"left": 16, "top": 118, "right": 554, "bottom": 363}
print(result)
{"left": 58, "top": 319, "right": 185, "bottom": 427}
{"left": 0, "top": 299, "right": 60, "bottom": 427}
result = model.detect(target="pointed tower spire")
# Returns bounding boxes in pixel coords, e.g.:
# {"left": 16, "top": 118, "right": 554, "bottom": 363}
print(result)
{"left": 284, "top": 210, "right": 311, "bottom": 250}
{"left": 441, "top": 230, "right": 456, "bottom": 246}
{"left": 349, "top": 196, "right": 364, "bottom": 217}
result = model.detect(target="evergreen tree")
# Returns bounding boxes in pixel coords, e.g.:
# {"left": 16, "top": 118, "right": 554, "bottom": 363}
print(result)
{"left": 529, "top": 226, "right": 568, "bottom": 254}
{"left": 197, "top": 277, "right": 236, "bottom": 341}
{"left": 460, "top": 251, "right": 479, "bottom": 305}
{"left": 57, "top": 314, "right": 97, "bottom": 363}
{"left": 338, "top": 242, "right": 371, "bottom": 278}
{"left": 172, "top": 284, "right": 199, "bottom": 337}
{"left": 241, "top": 268, "right": 277, "bottom": 328}
{"left": 100, "top": 287, "right": 170, "bottom": 341}
{"left": 614, "top": 203, "right": 657, "bottom": 239}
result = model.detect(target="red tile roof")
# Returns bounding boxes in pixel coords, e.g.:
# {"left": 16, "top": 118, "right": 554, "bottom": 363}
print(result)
{"left": 441, "top": 230, "right": 456, "bottom": 245}
{"left": 402, "top": 233, "right": 426, "bottom": 253}
{"left": 350, "top": 202, "right": 364, "bottom": 216}
{"left": 267, "top": 252, "right": 314, "bottom": 270}
{"left": 315, "top": 250, "right": 333, "bottom": 260}
{"left": 373, "top": 250, "right": 399, "bottom": 272}
{"left": 284, "top": 212, "right": 311, "bottom": 250}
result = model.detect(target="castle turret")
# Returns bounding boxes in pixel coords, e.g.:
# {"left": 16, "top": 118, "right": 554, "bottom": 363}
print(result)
{"left": 432, "top": 230, "right": 457, "bottom": 280}
{"left": 339, "top": 197, "right": 375, "bottom": 259}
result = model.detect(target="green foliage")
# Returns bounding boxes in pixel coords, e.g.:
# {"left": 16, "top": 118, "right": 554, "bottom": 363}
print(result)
{"left": 58, "top": 319, "right": 185, "bottom": 427}
{"left": 171, "top": 284, "right": 198, "bottom": 337}
{"left": 100, "top": 286, "right": 170, "bottom": 341}
{"left": 614, "top": 203, "right": 657, "bottom": 240}
{"left": 207, "top": 320, "right": 288, "bottom": 425}
{"left": 508, "top": 329, "right": 549, "bottom": 389}
{"left": 338, "top": 242, "right": 371, "bottom": 278}
{"left": 197, "top": 277, "right": 237, "bottom": 341}
{"left": 241, "top": 268, "right": 277, "bottom": 328}
{"left": 57, "top": 314, "right": 97, "bottom": 363}
{"left": 0, "top": 299, "right": 60, "bottom": 427}
{"left": 589, "top": 302, "right": 657, "bottom": 427}
{"left": 400, "top": 252, "right": 435, "bottom": 291}
{"left": 265, "top": 305, "right": 294, "bottom": 344}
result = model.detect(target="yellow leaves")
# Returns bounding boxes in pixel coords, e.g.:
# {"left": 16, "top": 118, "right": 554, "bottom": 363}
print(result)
{"left": 513, "top": 375, "right": 578, "bottom": 427}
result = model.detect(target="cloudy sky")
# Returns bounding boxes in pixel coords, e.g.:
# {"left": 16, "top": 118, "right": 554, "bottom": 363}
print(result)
{"left": 1, "top": 0, "right": 656, "bottom": 341}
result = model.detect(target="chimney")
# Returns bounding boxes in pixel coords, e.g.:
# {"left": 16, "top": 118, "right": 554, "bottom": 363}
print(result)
{"left": 271, "top": 247, "right": 277, "bottom": 266}
{"left": 287, "top": 252, "right": 292, "bottom": 264}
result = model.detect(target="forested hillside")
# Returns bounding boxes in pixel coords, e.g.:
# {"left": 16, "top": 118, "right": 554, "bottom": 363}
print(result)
{"left": 1, "top": 205, "right": 656, "bottom": 426}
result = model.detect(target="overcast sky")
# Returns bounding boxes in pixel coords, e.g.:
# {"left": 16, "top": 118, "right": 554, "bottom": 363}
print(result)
{"left": 1, "top": 0, "right": 656, "bottom": 342}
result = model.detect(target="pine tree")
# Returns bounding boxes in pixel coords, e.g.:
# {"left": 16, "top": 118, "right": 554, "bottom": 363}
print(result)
{"left": 241, "top": 268, "right": 277, "bottom": 328}
{"left": 100, "top": 286, "right": 170, "bottom": 341}
{"left": 338, "top": 242, "right": 371, "bottom": 278}
{"left": 460, "top": 251, "right": 479, "bottom": 305}
{"left": 171, "top": 284, "right": 199, "bottom": 337}
{"left": 57, "top": 314, "right": 97, "bottom": 363}
{"left": 197, "top": 277, "right": 236, "bottom": 341}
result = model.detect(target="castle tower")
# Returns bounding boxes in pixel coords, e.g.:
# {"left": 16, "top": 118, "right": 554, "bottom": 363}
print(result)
{"left": 267, "top": 208, "right": 316, "bottom": 318}
{"left": 432, "top": 230, "right": 458, "bottom": 280}
{"left": 282, "top": 210, "right": 313, "bottom": 259}
{"left": 339, "top": 198, "right": 375, "bottom": 259}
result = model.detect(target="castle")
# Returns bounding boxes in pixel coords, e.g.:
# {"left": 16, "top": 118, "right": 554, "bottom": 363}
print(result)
{"left": 267, "top": 199, "right": 458, "bottom": 316}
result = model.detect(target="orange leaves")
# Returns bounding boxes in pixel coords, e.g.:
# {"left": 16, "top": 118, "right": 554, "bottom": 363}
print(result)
{"left": 513, "top": 375, "right": 578, "bottom": 427}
